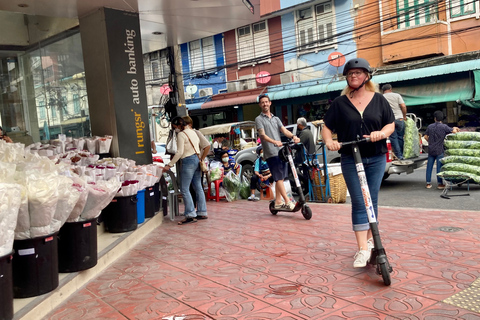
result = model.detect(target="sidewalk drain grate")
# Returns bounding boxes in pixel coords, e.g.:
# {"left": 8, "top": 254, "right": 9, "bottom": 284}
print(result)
{"left": 435, "top": 226, "right": 464, "bottom": 232}
{"left": 443, "top": 286, "right": 480, "bottom": 313}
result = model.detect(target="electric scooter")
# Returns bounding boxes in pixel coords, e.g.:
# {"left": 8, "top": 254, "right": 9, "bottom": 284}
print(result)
{"left": 341, "top": 137, "right": 393, "bottom": 286}
{"left": 268, "top": 141, "right": 313, "bottom": 220}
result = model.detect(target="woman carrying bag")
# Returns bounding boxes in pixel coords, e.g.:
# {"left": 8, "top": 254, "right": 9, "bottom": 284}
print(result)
{"left": 163, "top": 117, "right": 208, "bottom": 225}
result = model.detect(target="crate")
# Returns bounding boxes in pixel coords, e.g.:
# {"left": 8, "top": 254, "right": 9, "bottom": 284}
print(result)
{"left": 313, "top": 171, "right": 347, "bottom": 203}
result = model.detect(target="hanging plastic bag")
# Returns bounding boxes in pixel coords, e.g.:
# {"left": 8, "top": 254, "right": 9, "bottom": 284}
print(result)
{"left": 239, "top": 175, "right": 250, "bottom": 199}
{"left": 166, "top": 129, "right": 177, "bottom": 155}
{"left": 283, "top": 180, "right": 295, "bottom": 203}
{"left": 209, "top": 160, "right": 223, "bottom": 182}
{"left": 0, "top": 183, "right": 22, "bottom": 256}
{"left": 222, "top": 170, "right": 241, "bottom": 201}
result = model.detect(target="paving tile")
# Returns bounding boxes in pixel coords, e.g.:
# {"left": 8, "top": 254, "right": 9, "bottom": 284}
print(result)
{"left": 321, "top": 273, "right": 391, "bottom": 301}
{"left": 235, "top": 307, "right": 305, "bottom": 320}
{"left": 394, "top": 274, "right": 468, "bottom": 301}
{"left": 193, "top": 263, "right": 280, "bottom": 291}
{"left": 101, "top": 285, "right": 194, "bottom": 320}
{"left": 85, "top": 267, "right": 147, "bottom": 298}
{"left": 250, "top": 281, "right": 352, "bottom": 319}
{"left": 46, "top": 298, "right": 128, "bottom": 320}
{"left": 44, "top": 202, "right": 480, "bottom": 320}
{"left": 310, "top": 303, "right": 391, "bottom": 320}
{"left": 412, "top": 301, "right": 480, "bottom": 320}
{"left": 283, "top": 266, "right": 351, "bottom": 292}
{"left": 193, "top": 291, "right": 272, "bottom": 319}
{"left": 355, "top": 289, "right": 438, "bottom": 318}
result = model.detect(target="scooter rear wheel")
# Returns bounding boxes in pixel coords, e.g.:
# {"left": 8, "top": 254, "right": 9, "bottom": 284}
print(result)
{"left": 301, "top": 205, "right": 312, "bottom": 220}
{"left": 269, "top": 201, "right": 278, "bottom": 215}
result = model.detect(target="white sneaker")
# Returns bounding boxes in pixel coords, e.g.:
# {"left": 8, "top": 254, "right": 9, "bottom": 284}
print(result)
{"left": 274, "top": 202, "right": 285, "bottom": 209}
{"left": 353, "top": 248, "right": 371, "bottom": 268}
{"left": 283, "top": 201, "right": 296, "bottom": 210}
{"left": 248, "top": 194, "right": 259, "bottom": 201}
{"left": 367, "top": 238, "right": 374, "bottom": 251}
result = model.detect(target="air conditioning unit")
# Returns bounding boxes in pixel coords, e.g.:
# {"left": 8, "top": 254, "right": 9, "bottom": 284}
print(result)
{"left": 241, "top": 79, "right": 257, "bottom": 90}
{"left": 198, "top": 88, "right": 213, "bottom": 97}
{"left": 184, "top": 92, "right": 194, "bottom": 100}
{"left": 227, "top": 83, "right": 238, "bottom": 93}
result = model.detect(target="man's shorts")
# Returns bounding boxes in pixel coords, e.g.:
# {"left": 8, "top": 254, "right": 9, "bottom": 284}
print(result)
{"left": 266, "top": 156, "right": 288, "bottom": 182}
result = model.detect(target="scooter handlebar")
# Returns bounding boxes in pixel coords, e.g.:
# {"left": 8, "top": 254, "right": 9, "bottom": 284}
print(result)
{"left": 340, "top": 137, "right": 371, "bottom": 147}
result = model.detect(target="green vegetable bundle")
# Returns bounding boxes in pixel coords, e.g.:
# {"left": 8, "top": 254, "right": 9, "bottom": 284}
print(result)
{"left": 239, "top": 176, "right": 250, "bottom": 199}
{"left": 446, "top": 132, "right": 480, "bottom": 142}
{"left": 445, "top": 149, "right": 480, "bottom": 158}
{"left": 441, "top": 155, "right": 480, "bottom": 166}
{"left": 444, "top": 140, "right": 480, "bottom": 150}
{"left": 441, "top": 163, "right": 480, "bottom": 176}
{"left": 439, "top": 132, "right": 480, "bottom": 184}
{"left": 163, "top": 173, "right": 174, "bottom": 191}
{"left": 437, "top": 171, "right": 480, "bottom": 184}
{"left": 403, "top": 117, "right": 420, "bottom": 159}
{"left": 222, "top": 171, "right": 241, "bottom": 201}
{"left": 209, "top": 167, "right": 223, "bottom": 181}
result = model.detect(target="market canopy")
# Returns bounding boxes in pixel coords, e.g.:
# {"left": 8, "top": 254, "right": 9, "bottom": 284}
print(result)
{"left": 266, "top": 59, "right": 480, "bottom": 105}
{"left": 198, "top": 121, "right": 256, "bottom": 135}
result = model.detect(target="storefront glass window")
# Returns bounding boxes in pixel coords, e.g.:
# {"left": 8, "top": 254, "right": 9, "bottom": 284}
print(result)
{"left": 0, "top": 31, "right": 90, "bottom": 144}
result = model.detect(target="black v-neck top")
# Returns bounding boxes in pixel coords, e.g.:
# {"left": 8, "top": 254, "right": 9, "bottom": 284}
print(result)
{"left": 323, "top": 92, "right": 394, "bottom": 157}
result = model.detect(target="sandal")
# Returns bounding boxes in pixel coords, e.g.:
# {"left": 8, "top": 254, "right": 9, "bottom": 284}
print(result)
{"left": 178, "top": 217, "right": 197, "bottom": 225}
{"left": 426, "top": 184, "right": 432, "bottom": 189}
{"left": 196, "top": 216, "right": 208, "bottom": 220}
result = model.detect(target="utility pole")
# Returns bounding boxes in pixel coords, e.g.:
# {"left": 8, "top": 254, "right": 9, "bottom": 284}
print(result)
{"left": 173, "top": 44, "right": 187, "bottom": 117}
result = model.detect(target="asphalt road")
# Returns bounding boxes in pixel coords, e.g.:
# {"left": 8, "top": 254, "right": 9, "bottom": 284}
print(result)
{"left": 377, "top": 165, "right": 479, "bottom": 211}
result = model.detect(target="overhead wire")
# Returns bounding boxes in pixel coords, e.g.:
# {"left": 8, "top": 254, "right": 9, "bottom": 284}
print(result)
{"left": 144, "top": 0, "right": 477, "bottom": 88}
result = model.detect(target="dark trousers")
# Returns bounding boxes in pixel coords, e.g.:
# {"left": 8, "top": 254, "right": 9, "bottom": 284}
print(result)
{"left": 250, "top": 175, "right": 274, "bottom": 190}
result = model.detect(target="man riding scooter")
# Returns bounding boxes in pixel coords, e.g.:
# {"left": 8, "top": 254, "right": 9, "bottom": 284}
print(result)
{"left": 255, "top": 94, "right": 300, "bottom": 210}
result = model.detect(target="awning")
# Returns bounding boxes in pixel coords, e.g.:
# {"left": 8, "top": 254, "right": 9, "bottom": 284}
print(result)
{"left": 395, "top": 75, "right": 473, "bottom": 106}
{"left": 185, "top": 102, "right": 203, "bottom": 110}
{"left": 201, "top": 94, "right": 259, "bottom": 109}
{"left": 267, "top": 59, "right": 480, "bottom": 102}
{"left": 198, "top": 121, "right": 256, "bottom": 135}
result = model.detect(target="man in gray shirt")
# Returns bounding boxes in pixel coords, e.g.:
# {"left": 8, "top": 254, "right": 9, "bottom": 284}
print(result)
{"left": 382, "top": 84, "right": 407, "bottom": 160}
{"left": 255, "top": 94, "right": 300, "bottom": 210}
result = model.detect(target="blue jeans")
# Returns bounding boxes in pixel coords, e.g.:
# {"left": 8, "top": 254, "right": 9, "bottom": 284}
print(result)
{"left": 341, "top": 154, "right": 386, "bottom": 231}
{"left": 180, "top": 154, "right": 207, "bottom": 218}
{"left": 426, "top": 153, "right": 444, "bottom": 184}
{"left": 390, "top": 119, "right": 405, "bottom": 159}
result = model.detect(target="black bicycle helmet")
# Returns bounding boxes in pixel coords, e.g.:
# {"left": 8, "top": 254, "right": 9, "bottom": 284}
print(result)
{"left": 342, "top": 58, "right": 372, "bottom": 76}
{"left": 256, "top": 145, "right": 263, "bottom": 156}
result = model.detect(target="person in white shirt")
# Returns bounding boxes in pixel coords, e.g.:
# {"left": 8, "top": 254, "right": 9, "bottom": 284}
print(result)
{"left": 163, "top": 117, "right": 207, "bottom": 225}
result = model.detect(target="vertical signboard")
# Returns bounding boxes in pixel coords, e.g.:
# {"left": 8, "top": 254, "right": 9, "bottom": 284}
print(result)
{"left": 104, "top": 8, "right": 151, "bottom": 164}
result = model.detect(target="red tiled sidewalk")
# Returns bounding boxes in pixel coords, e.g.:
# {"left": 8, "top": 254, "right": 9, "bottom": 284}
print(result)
{"left": 46, "top": 201, "right": 480, "bottom": 319}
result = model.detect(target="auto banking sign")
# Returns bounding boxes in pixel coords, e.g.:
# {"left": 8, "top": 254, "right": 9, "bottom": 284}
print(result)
{"left": 104, "top": 8, "right": 151, "bottom": 164}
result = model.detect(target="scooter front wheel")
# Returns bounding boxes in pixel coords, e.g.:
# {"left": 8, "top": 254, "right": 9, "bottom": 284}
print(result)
{"left": 269, "top": 201, "right": 278, "bottom": 215}
{"left": 301, "top": 205, "right": 312, "bottom": 220}
{"left": 378, "top": 261, "right": 392, "bottom": 286}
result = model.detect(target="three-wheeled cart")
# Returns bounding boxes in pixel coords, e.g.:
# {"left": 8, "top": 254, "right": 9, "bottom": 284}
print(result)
{"left": 440, "top": 174, "right": 474, "bottom": 199}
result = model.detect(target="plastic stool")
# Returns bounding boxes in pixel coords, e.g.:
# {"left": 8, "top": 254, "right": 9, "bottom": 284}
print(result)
{"left": 206, "top": 179, "right": 225, "bottom": 202}
{"left": 260, "top": 187, "right": 274, "bottom": 200}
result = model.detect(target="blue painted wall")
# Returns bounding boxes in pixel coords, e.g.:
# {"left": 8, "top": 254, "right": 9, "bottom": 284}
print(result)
{"left": 280, "top": 0, "right": 357, "bottom": 88}
{"left": 181, "top": 34, "right": 227, "bottom": 105}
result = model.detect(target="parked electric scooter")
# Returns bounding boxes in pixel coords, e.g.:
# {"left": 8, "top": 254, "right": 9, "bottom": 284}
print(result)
{"left": 269, "top": 141, "right": 312, "bottom": 220}
{"left": 341, "top": 137, "right": 393, "bottom": 286}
